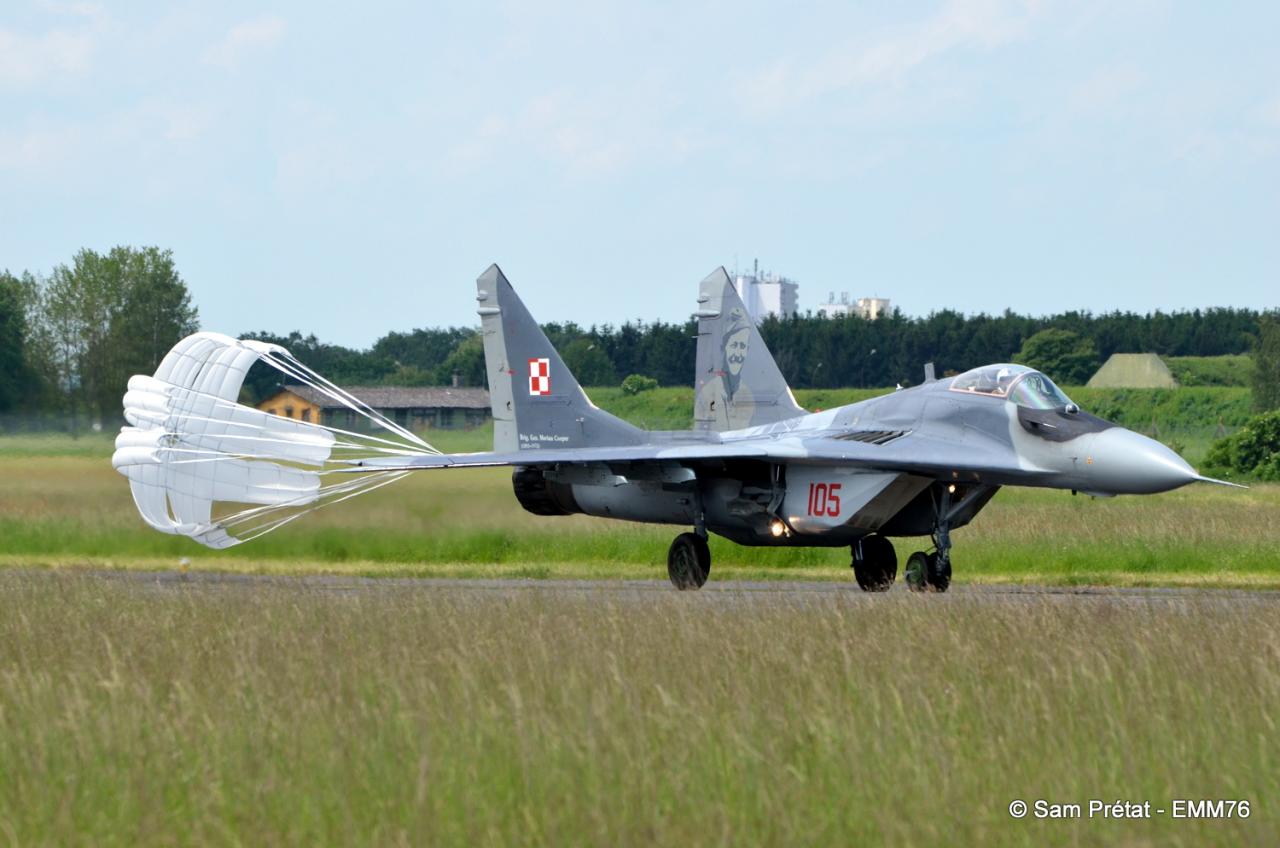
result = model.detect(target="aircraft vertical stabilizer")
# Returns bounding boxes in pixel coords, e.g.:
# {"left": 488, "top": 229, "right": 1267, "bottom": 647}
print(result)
{"left": 476, "top": 265, "right": 646, "bottom": 452}
{"left": 693, "top": 268, "right": 805, "bottom": 432}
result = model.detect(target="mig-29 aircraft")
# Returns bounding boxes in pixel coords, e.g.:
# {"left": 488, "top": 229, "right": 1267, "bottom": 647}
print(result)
{"left": 114, "top": 265, "right": 1238, "bottom": 591}
{"left": 352, "top": 265, "right": 1238, "bottom": 591}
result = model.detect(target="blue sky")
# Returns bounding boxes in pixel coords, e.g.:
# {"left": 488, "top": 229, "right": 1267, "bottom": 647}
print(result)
{"left": 2, "top": 1, "right": 1277, "bottom": 347}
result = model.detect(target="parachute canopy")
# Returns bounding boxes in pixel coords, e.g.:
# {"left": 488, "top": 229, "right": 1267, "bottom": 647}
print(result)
{"left": 113, "top": 332, "right": 439, "bottom": 549}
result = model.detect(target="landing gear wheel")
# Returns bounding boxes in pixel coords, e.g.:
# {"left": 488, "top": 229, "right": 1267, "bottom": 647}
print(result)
{"left": 668, "top": 533, "right": 711, "bottom": 590}
{"left": 905, "top": 551, "right": 930, "bottom": 593}
{"left": 906, "top": 551, "right": 951, "bottom": 593}
{"left": 852, "top": 535, "right": 897, "bottom": 592}
{"left": 927, "top": 552, "right": 951, "bottom": 593}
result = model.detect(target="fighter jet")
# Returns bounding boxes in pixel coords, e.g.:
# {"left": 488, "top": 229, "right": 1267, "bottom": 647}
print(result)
{"left": 359, "top": 265, "right": 1239, "bottom": 591}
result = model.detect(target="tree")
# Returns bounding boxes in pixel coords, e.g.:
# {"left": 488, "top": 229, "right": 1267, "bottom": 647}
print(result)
{"left": 562, "top": 338, "right": 617, "bottom": 387}
{"left": 111, "top": 250, "right": 199, "bottom": 379}
{"left": 0, "top": 273, "right": 40, "bottom": 413}
{"left": 1204, "top": 409, "right": 1280, "bottom": 480}
{"left": 438, "top": 334, "right": 487, "bottom": 387}
{"left": 1251, "top": 313, "right": 1280, "bottom": 412}
{"left": 372, "top": 327, "right": 475, "bottom": 371}
{"left": 30, "top": 247, "right": 199, "bottom": 423}
{"left": 1013, "top": 329, "right": 1100, "bottom": 385}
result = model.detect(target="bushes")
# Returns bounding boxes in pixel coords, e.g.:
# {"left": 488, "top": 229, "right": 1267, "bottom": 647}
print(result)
{"left": 1165, "top": 355, "right": 1254, "bottom": 387}
{"left": 1203, "top": 410, "right": 1280, "bottom": 481}
{"left": 1013, "top": 329, "right": 1100, "bottom": 385}
{"left": 621, "top": 374, "right": 659, "bottom": 395}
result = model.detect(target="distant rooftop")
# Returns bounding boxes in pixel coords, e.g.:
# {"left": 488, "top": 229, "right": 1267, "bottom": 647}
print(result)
{"left": 278, "top": 385, "right": 490, "bottom": 410}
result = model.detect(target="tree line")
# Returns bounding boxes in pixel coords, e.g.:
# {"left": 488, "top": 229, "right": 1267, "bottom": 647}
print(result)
{"left": 1, "top": 246, "right": 1274, "bottom": 427}
{"left": 243, "top": 307, "right": 1267, "bottom": 396}
{"left": 2, "top": 247, "right": 198, "bottom": 426}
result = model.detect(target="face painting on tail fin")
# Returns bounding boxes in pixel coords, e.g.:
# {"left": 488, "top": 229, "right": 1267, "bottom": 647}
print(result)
{"left": 476, "top": 264, "right": 645, "bottom": 452}
{"left": 693, "top": 268, "right": 805, "bottom": 432}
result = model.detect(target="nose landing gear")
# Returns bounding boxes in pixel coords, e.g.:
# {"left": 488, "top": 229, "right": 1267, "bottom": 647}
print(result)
{"left": 906, "top": 483, "right": 965, "bottom": 593}
{"left": 904, "top": 550, "right": 951, "bottom": 592}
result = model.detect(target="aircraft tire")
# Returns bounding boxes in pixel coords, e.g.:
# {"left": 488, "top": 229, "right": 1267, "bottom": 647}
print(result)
{"left": 668, "top": 533, "right": 711, "bottom": 590}
{"left": 905, "top": 552, "right": 930, "bottom": 592}
{"left": 852, "top": 535, "right": 897, "bottom": 591}
{"left": 926, "top": 552, "right": 951, "bottom": 593}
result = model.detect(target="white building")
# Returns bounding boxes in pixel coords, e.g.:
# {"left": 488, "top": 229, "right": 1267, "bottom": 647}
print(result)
{"left": 733, "top": 260, "right": 799, "bottom": 322}
{"left": 816, "top": 291, "right": 891, "bottom": 320}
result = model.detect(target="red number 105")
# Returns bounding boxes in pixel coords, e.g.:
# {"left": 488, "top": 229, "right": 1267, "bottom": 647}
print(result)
{"left": 807, "top": 482, "right": 842, "bottom": 517}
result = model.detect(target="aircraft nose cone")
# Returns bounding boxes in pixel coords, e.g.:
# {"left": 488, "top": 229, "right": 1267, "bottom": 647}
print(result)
{"left": 1086, "top": 428, "right": 1197, "bottom": 494}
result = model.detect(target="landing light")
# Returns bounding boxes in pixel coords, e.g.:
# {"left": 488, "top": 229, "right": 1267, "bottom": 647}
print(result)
{"left": 770, "top": 519, "right": 786, "bottom": 537}
{"left": 947, "top": 484, "right": 957, "bottom": 494}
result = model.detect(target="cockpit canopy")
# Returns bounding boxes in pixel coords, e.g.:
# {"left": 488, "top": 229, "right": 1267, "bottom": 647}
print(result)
{"left": 949, "top": 364, "right": 1075, "bottom": 410}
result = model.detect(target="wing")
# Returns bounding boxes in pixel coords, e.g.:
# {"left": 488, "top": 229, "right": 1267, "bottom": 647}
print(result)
{"left": 343, "top": 430, "right": 1049, "bottom": 485}
{"left": 343, "top": 442, "right": 770, "bottom": 470}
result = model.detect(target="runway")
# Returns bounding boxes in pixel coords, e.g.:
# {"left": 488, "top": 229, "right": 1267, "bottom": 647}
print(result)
{"left": 7, "top": 567, "right": 1278, "bottom": 609}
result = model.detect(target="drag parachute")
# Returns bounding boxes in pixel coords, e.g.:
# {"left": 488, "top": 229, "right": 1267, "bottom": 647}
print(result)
{"left": 112, "top": 332, "right": 439, "bottom": 548}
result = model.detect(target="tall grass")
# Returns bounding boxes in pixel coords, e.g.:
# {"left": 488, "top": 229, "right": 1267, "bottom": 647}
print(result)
{"left": 0, "top": 573, "right": 1274, "bottom": 845}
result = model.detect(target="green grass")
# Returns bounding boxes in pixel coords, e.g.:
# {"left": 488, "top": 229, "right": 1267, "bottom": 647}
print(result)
{"left": 0, "top": 572, "right": 1275, "bottom": 845}
{"left": 3, "top": 451, "right": 1278, "bottom": 587}
{"left": 1165, "top": 354, "right": 1255, "bottom": 387}
{"left": 1, "top": 383, "right": 1269, "bottom": 586}
{"left": 0, "top": 431, "right": 119, "bottom": 457}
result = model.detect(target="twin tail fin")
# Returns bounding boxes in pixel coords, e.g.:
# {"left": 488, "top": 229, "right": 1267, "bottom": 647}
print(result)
{"left": 693, "top": 268, "right": 804, "bottom": 432}
{"left": 476, "top": 265, "right": 645, "bottom": 452}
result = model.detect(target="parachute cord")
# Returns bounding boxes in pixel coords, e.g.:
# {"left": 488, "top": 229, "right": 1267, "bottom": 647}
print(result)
{"left": 258, "top": 350, "right": 436, "bottom": 452}
{"left": 130, "top": 383, "right": 434, "bottom": 455}
{"left": 218, "top": 470, "right": 412, "bottom": 542}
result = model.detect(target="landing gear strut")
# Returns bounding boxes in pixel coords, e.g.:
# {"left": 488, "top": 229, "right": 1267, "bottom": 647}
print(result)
{"left": 906, "top": 484, "right": 957, "bottom": 593}
{"left": 851, "top": 535, "right": 897, "bottom": 591}
{"left": 668, "top": 485, "right": 711, "bottom": 590}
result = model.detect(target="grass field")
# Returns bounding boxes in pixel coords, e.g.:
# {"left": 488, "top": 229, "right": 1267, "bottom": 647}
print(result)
{"left": 0, "top": 572, "right": 1275, "bottom": 846}
{"left": 2, "top": 433, "right": 1278, "bottom": 588}
{"left": 2, "top": 399, "right": 1276, "bottom": 846}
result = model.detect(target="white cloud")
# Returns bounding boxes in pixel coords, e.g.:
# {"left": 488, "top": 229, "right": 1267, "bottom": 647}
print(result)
{"left": 203, "top": 15, "right": 286, "bottom": 68}
{"left": 0, "top": 25, "right": 93, "bottom": 86}
{"left": 36, "top": 1, "right": 104, "bottom": 19}
{"left": 444, "top": 82, "right": 717, "bottom": 179}
{"left": 0, "top": 122, "right": 84, "bottom": 170}
{"left": 735, "top": 0, "right": 1041, "bottom": 115}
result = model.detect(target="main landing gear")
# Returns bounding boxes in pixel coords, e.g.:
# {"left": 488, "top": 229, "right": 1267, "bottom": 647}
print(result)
{"left": 669, "top": 492, "right": 711, "bottom": 590}
{"left": 851, "top": 535, "right": 897, "bottom": 591}
{"left": 667, "top": 533, "right": 711, "bottom": 590}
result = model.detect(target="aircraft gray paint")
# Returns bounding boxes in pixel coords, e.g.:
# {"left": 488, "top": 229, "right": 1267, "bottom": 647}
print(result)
{"left": 359, "top": 265, "right": 1240, "bottom": 591}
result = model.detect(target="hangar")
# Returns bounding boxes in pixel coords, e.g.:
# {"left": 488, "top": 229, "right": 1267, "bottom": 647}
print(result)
{"left": 257, "top": 385, "right": 491, "bottom": 430}
{"left": 1086, "top": 353, "right": 1178, "bottom": 389}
